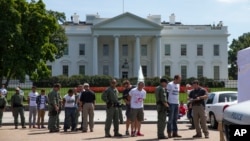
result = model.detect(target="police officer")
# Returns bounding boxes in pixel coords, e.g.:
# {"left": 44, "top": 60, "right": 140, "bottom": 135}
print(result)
{"left": 101, "top": 79, "right": 122, "bottom": 137}
{"left": 48, "top": 83, "right": 61, "bottom": 133}
{"left": 0, "top": 91, "right": 7, "bottom": 127}
{"left": 11, "top": 87, "right": 26, "bottom": 129}
{"left": 189, "top": 80, "right": 209, "bottom": 138}
{"left": 155, "top": 78, "right": 169, "bottom": 139}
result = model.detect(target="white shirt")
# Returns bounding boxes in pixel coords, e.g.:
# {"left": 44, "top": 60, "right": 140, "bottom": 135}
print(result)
{"left": 129, "top": 87, "right": 146, "bottom": 109}
{"left": 28, "top": 91, "right": 39, "bottom": 106}
{"left": 0, "top": 88, "right": 7, "bottom": 97}
{"left": 40, "top": 95, "right": 46, "bottom": 109}
{"left": 167, "top": 81, "right": 180, "bottom": 104}
{"left": 64, "top": 94, "right": 76, "bottom": 108}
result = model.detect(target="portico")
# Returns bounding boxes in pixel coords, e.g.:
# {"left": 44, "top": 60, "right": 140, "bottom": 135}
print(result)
{"left": 92, "top": 12, "right": 163, "bottom": 78}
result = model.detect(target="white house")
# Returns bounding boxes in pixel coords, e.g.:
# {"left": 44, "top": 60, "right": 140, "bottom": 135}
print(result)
{"left": 47, "top": 12, "right": 229, "bottom": 79}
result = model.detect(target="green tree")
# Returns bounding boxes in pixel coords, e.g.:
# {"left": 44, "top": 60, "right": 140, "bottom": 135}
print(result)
{"left": 228, "top": 32, "right": 250, "bottom": 79}
{"left": 0, "top": 0, "right": 67, "bottom": 86}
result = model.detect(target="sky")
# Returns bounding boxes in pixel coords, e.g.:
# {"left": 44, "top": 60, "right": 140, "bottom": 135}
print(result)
{"left": 41, "top": 0, "right": 250, "bottom": 45}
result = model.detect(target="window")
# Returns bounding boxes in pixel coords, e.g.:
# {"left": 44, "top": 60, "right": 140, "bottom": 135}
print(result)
{"left": 122, "top": 44, "right": 128, "bottom": 56}
{"left": 64, "top": 47, "right": 69, "bottom": 55}
{"left": 142, "top": 65, "right": 147, "bottom": 77}
{"left": 79, "top": 65, "right": 85, "bottom": 76}
{"left": 165, "top": 44, "right": 171, "bottom": 56}
{"left": 122, "top": 72, "right": 128, "bottom": 78}
{"left": 181, "top": 44, "right": 187, "bottom": 56}
{"left": 181, "top": 65, "right": 187, "bottom": 79}
{"left": 62, "top": 65, "right": 68, "bottom": 76}
{"left": 141, "top": 45, "right": 147, "bottom": 56}
{"left": 197, "top": 44, "right": 203, "bottom": 56}
{"left": 218, "top": 93, "right": 237, "bottom": 103}
{"left": 165, "top": 66, "right": 171, "bottom": 77}
{"left": 197, "top": 66, "right": 203, "bottom": 78}
{"left": 213, "top": 44, "right": 220, "bottom": 56}
{"left": 79, "top": 44, "right": 85, "bottom": 55}
{"left": 103, "top": 44, "right": 109, "bottom": 56}
{"left": 214, "top": 66, "right": 220, "bottom": 80}
{"left": 103, "top": 65, "right": 109, "bottom": 75}
{"left": 47, "top": 65, "right": 52, "bottom": 76}
{"left": 206, "top": 94, "right": 215, "bottom": 104}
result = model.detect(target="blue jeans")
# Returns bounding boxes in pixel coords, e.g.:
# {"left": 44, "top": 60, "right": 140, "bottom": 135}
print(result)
{"left": 167, "top": 103, "right": 179, "bottom": 133}
{"left": 64, "top": 107, "right": 76, "bottom": 130}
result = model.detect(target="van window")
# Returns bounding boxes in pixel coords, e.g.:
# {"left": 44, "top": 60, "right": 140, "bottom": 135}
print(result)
{"left": 206, "top": 93, "right": 215, "bottom": 104}
{"left": 218, "top": 93, "right": 237, "bottom": 103}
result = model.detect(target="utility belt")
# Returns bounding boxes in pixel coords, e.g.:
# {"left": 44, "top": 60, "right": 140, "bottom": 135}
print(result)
{"left": 13, "top": 103, "right": 23, "bottom": 108}
{"left": 107, "top": 102, "right": 122, "bottom": 108}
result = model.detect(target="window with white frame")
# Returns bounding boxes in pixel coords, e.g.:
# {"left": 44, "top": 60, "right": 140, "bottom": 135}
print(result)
{"left": 122, "top": 44, "right": 128, "bottom": 56}
{"left": 214, "top": 66, "right": 220, "bottom": 80}
{"left": 165, "top": 44, "right": 171, "bottom": 56}
{"left": 79, "top": 65, "right": 85, "bottom": 76}
{"left": 213, "top": 44, "right": 220, "bottom": 56}
{"left": 165, "top": 66, "right": 171, "bottom": 77}
{"left": 64, "top": 47, "right": 69, "bottom": 55}
{"left": 103, "top": 65, "right": 109, "bottom": 75}
{"left": 141, "top": 45, "right": 147, "bottom": 56}
{"left": 103, "top": 44, "right": 109, "bottom": 56}
{"left": 181, "top": 44, "right": 187, "bottom": 56}
{"left": 181, "top": 65, "right": 187, "bottom": 79}
{"left": 79, "top": 44, "right": 85, "bottom": 55}
{"left": 197, "top": 44, "right": 203, "bottom": 56}
{"left": 62, "top": 65, "right": 69, "bottom": 76}
{"left": 197, "top": 65, "right": 203, "bottom": 78}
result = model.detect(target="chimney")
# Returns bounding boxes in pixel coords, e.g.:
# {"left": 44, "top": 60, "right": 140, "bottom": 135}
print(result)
{"left": 169, "top": 13, "right": 175, "bottom": 24}
{"left": 72, "top": 13, "right": 79, "bottom": 24}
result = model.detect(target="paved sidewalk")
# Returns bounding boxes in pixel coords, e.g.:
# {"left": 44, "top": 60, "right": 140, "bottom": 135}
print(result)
{"left": 1, "top": 110, "right": 189, "bottom": 125}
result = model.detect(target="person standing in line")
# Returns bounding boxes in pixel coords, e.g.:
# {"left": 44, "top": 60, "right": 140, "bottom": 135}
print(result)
{"left": 101, "top": 79, "right": 122, "bottom": 137}
{"left": 189, "top": 80, "right": 209, "bottom": 138}
{"left": 11, "top": 87, "right": 26, "bottom": 129}
{"left": 0, "top": 84, "right": 8, "bottom": 98}
{"left": 48, "top": 83, "right": 61, "bottom": 133}
{"left": 78, "top": 84, "right": 84, "bottom": 130}
{"left": 167, "top": 74, "right": 182, "bottom": 138}
{"left": 28, "top": 86, "right": 39, "bottom": 128}
{"left": 122, "top": 80, "right": 136, "bottom": 136}
{"left": 56, "top": 87, "right": 62, "bottom": 129}
{"left": 63, "top": 89, "right": 77, "bottom": 132}
{"left": 155, "top": 78, "right": 169, "bottom": 139}
{"left": 36, "top": 89, "right": 48, "bottom": 129}
{"left": 73, "top": 86, "right": 81, "bottom": 130}
{"left": 0, "top": 91, "right": 7, "bottom": 127}
{"left": 129, "top": 81, "right": 146, "bottom": 137}
{"left": 80, "top": 83, "right": 96, "bottom": 132}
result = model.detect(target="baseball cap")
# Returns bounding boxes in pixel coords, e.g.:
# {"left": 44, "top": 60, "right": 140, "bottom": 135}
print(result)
{"left": 83, "top": 83, "right": 89, "bottom": 87}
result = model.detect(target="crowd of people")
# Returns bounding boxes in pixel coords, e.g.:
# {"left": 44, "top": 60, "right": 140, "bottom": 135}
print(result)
{"left": 0, "top": 75, "right": 209, "bottom": 139}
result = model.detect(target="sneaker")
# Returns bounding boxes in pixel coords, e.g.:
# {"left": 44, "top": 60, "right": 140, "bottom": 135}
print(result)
{"left": 193, "top": 134, "right": 202, "bottom": 138}
{"left": 137, "top": 132, "right": 144, "bottom": 136}
{"left": 125, "top": 130, "right": 130, "bottom": 135}
{"left": 131, "top": 131, "right": 136, "bottom": 137}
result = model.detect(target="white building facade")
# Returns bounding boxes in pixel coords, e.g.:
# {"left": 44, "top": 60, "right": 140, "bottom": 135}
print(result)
{"left": 47, "top": 12, "right": 229, "bottom": 79}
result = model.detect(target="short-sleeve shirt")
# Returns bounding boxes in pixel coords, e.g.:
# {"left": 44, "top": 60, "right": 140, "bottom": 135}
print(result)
{"left": 29, "top": 92, "right": 38, "bottom": 106}
{"left": 189, "top": 87, "right": 206, "bottom": 106}
{"left": 129, "top": 88, "right": 146, "bottom": 109}
{"left": 64, "top": 94, "right": 76, "bottom": 108}
{"left": 123, "top": 86, "right": 136, "bottom": 101}
{"left": 167, "top": 81, "right": 180, "bottom": 104}
{"left": 40, "top": 95, "right": 46, "bottom": 109}
{"left": 80, "top": 90, "right": 95, "bottom": 103}
{"left": 0, "top": 88, "right": 7, "bottom": 97}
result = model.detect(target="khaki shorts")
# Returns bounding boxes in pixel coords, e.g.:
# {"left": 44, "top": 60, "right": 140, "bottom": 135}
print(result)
{"left": 130, "top": 108, "right": 144, "bottom": 122}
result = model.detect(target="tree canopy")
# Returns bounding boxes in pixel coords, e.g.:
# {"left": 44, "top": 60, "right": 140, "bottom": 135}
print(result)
{"left": 0, "top": 0, "right": 67, "bottom": 86}
{"left": 228, "top": 32, "right": 250, "bottom": 79}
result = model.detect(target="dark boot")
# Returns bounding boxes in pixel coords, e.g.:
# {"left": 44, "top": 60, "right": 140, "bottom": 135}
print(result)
{"left": 173, "top": 132, "right": 182, "bottom": 137}
{"left": 167, "top": 132, "right": 172, "bottom": 138}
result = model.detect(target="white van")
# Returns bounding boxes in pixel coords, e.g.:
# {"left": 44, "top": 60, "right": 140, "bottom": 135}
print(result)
{"left": 223, "top": 100, "right": 250, "bottom": 141}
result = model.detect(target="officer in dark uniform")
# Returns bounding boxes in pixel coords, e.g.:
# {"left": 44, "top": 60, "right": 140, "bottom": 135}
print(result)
{"left": 101, "top": 79, "right": 122, "bottom": 137}
{"left": 0, "top": 91, "right": 7, "bottom": 127}
{"left": 155, "top": 78, "right": 169, "bottom": 139}
{"left": 11, "top": 87, "right": 26, "bottom": 129}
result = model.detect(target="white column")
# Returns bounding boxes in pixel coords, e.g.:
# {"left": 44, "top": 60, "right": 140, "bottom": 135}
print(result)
{"left": 93, "top": 35, "right": 98, "bottom": 75}
{"left": 156, "top": 35, "right": 162, "bottom": 78}
{"left": 134, "top": 35, "right": 140, "bottom": 77}
{"left": 114, "top": 35, "right": 119, "bottom": 78}
{"left": 153, "top": 38, "right": 157, "bottom": 77}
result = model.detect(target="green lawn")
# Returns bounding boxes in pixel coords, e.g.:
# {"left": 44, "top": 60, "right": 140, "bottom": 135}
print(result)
{"left": 5, "top": 87, "right": 236, "bottom": 105}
